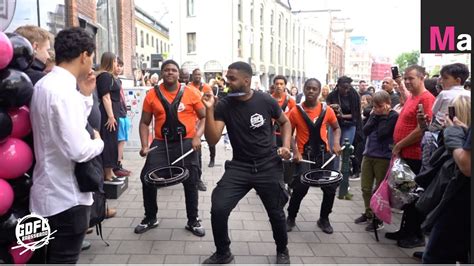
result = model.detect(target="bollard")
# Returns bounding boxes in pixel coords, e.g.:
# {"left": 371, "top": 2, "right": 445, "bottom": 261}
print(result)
{"left": 338, "top": 138, "right": 354, "bottom": 199}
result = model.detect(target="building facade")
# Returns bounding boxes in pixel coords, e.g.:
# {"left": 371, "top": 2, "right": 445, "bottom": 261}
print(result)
{"left": 134, "top": 6, "right": 170, "bottom": 70}
{"left": 1, "top": 0, "right": 135, "bottom": 78}
{"left": 345, "top": 36, "right": 372, "bottom": 83}
{"left": 169, "top": 0, "right": 327, "bottom": 90}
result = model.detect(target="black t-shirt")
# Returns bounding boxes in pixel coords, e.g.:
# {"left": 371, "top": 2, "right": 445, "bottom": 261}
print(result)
{"left": 214, "top": 91, "right": 282, "bottom": 161}
{"left": 96, "top": 72, "right": 126, "bottom": 118}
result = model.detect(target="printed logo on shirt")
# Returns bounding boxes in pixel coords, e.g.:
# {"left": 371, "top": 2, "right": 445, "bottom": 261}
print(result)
{"left": 250, "top": 113, "right": 265, "bottom": 129}
{"left": 13, "top": 213, "right": 56, "bottom": 255}
{"left": 313, "top": 116, "right": 319, "bottom": 123}
{"left": 177, "top": 102, "right": 185, "bottom": 112}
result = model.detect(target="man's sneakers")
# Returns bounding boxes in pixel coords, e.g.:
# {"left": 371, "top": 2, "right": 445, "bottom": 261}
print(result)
{"left": 114, "top": 162, "right": 131, "bottom": 177}
{"left": 286, "top": 217, "right": 296, "bottom": 232}
{"left": 134, "top": 218, "right": 159, "bottom": 234}
{"left": 337, "top": 193, "right": 353, "bottom": 200}
{"left": 197, "top": 180, "right": 207, "bottom": 191}
{"left": 385, "top": 230, "right": 406, "bottom": 240}
{"left": 398, "top": 236, "right": 425, "bottom": 248}
{"left": 202, "top": 251, "right": 234, "bottom": 264}
{"left": 317, "top": 218, "right": 334, "bottom": 234}
{"left": 81, "top": 240, "right": 91, "bottom": 251}
{"left": 276, "top": 248, "right": 291, "bottom": 264}
{"left": 208, "top": 158, "right": 215, "bottom": 168}
{"left": 354, "top": 213, "right": 369, "bottom": 224}
{"left": 185, "top": 220, "right": 206, "bottom": 237}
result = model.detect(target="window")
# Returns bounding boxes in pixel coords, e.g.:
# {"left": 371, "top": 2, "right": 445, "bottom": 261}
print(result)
{"left": 250, "top": 30, "right": 254, "bottom": 58}
{"left": 285, "top": 19, "right": 288, "bottom": 40}
{"left": 187, "top": 32, "right": 196, "bottom": 53}
{"left": 140, "top": 30, "right": 144, "bottom": 48}
{"left": 279, "top": 14, "right": 282, "bottom": 37}
{"left": 160, "top": 40, "right": 163, "bottom": 53}
{"left": 146, "top": 33, "right": 149, "bottom": 46}
{"left": 237, "top": 27, "right": 243, "bottom": 57}
{"left": 238, "top": 0, "right": 242, "bottom": 21}
{"left": 270, "top": 11, "right": 274, "bottom": 27}
{"left": 156, "top": 39, "right": 159, "bottom": 53}
{"left": 187, "top": 0, "right": 195, "bottom": 16}
{"left": 96, "top": 0, "right": 120, "bottom": 56}
{"left": 270, "top": 37, "right": 274, "bottom": 63}
{"left": 260, "top": 5, "right": 264, "bottom": 27}
{"left": 151, "top": 36, "right": 154, "bottom": 47}
{"left": 260, "top": 34, "right": 264, "bottom": 61}
{"left": 278, "top": 40, "right": 281, "bottom": 64}
{"left": 135, "top": 27, "right": 138, "bottom": 45}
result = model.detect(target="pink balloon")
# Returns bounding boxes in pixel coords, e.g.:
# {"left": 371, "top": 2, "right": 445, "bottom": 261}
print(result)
{"left": 8, "top": 106, "right": 31, "bottom": 138}
{"left": 0, "top": 32, "right": 14, "bottom": 70}
{"left": 0, "top": 178, "right": 14, "bottom": 215}
{"left": 9, "top": 240, "right": 34, "bottom": 264}
{"left": 0, "top": 138, "right": 33, "bottom": 179}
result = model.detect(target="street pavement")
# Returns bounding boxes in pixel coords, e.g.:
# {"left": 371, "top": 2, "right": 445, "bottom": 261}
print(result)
{"left": 80, "top": 141, "right": 424, "bottom": 264}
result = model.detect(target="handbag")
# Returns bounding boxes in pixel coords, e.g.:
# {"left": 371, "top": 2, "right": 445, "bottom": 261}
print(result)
{"left": 370, "top": 156, "right": 396, "bottom": 224}
{"left": 74, "top": 123, "right": 104, "bottom": 193}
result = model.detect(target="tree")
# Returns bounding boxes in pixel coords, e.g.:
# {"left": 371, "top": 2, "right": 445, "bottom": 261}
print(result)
{"left": 395, "top": 50, "right": 420, "bottom": 73}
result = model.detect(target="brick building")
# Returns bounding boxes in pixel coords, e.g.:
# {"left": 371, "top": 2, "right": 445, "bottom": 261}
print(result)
{"left": 1, "top": 0, "right": 136, "bottom": 78}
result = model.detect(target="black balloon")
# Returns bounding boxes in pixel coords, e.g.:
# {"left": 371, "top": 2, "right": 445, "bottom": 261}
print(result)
{"left": 0, "top": 69, "right": 34, "bottom": 108}
{"left": 0, "top": 108, "right": 12, "bottom": 141}
{"left": 0, "top": 211, "right": 20, "bottom": 244}
{"left": 5, "top": 33, "right": 34, "bottom": 71}
{"left": 8, "top": 173, "right": 32, "bottom": 201}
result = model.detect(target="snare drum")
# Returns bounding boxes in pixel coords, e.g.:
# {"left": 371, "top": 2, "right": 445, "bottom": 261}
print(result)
{"left": 144, "top": 166, "right": 190, "bottom": 187}
{"left": 300, "top": 169, "right": 342, "bottom": 187}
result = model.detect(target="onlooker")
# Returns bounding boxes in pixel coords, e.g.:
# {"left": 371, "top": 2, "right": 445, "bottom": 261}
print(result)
{"left": 179, "top": 68, "right": 191, "bottom": 84}
{"left": 367, "top": 86, "right": 375, "bottom": 94}
{"left": 30, "top": 27, "right": 104, "bottom": 264}
{"left": 381, "top": 77, "right": 400, "bottom": 107}
{"left": 358, "top": 80, "right": 371, "bottom": 96}
{"left": 290, "top": 86, "right": 298, "bottom": 99}
{"left": 14, "top": 25, "right": 52, "bottom": 84}
{"left": 354, "top": 91, "right": 398, "bottom": 231}
{"left": 318, "top": 85, "right": 330, "bottom": 102}
{"left": 113, "top": 57, "right": 132, "bottom": 177}
{"left": 150, "top": 73, "right": 159, "bottom": 86}
{"left": 96, "top": 52, "right": 124, "bottom": 185}
{"left": 271, "top": 75, "right": 296, "bottom": 147}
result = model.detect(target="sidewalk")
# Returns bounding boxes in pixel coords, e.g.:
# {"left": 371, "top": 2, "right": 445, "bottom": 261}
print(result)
{"left": 80, "top": 141, "right": 423, "bottom": 264}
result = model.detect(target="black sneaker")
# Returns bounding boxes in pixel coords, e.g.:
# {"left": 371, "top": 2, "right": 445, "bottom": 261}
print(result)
{"left": 413, "top": 251, "right": 423, "bottom": 260}
{"left": 203, "top": 251, "right": 234, "bottom": 264}
{"left": 208, "top": 159, "right": 215, "bottom": 168}
{"left": 398, "top": 236, "right": 425, "bottom": 248}
{"left": 197, "top": 180, "right": 207, "bottom": 191}
{"left": 385, "top": 230, "right": 406, "bottom": 240}
{"left": 317, "top": 218, "right": 333, "bottom": 234}
{"left": 365, "top": 219, "right": 384, "bottom": 232}
{"left": 349, "top": 173, "right": 361, "bottom": 181}
{"left": 354, "top": 213, "right": 369, "bottom": 224}
{"left": 134, "top": 218, "right": 159, "bottom": 234}
{"left": 286, "top": 217, "right": 296, "bottom": 232}
{"left": 276, "top": 248, "right": 291, "bottom": 264}
{"left": 185, "top": 220, "right": 205, "bottom": 237}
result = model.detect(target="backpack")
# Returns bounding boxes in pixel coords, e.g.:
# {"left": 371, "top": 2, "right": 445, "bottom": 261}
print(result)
{"left": 89, "top": 192, "right": 109, "bottom": 246}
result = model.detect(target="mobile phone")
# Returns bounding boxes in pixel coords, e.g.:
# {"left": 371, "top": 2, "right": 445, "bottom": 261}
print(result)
{"left": 418, "top": 104, "right": 424, "bottom": 113}
{"left": 391, "top": 66, "right": 400, "bottom": 79}
{"left": 448, "top": 106, "right": 456, "bottom": 120}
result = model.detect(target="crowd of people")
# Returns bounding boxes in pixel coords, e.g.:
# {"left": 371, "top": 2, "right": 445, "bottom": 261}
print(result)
{"left": 0, "top": 25, "right": 471, "bottom": 264}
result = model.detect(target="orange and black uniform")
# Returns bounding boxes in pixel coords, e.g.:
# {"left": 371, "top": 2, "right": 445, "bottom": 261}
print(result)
{"left": 287, "top": 102, "right": 339, "bottom": 221}
{"left": 272, "top": 92, "right": 296, "bottom": 147}
{"left": 140, "top": 83, "right": 204, "bottom": 223}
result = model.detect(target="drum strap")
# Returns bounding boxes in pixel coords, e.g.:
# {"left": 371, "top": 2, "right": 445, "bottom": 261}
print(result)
{"left": 154, "top": 84, "right": 187, "bottom": 142}
{"left": 297, "top": 102, "right": 327, "bottom": 166}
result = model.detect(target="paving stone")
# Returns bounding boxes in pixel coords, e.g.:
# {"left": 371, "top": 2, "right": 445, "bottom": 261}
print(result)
{"left": 184, "top": 241, "right": 215, "bottom": 255}
{"left": 139, "top": 228, "right": 173, "bottom": 240}
{"left": 108, "top": 228, "right": 141, "bottom": 240}
{"left": 92, "top": 254, "right": 130, "bottom": 264}
{"left": 334, "top": 256, "right": 369, "bottom": 264}
{"left": 234, "top": 255, "right": 269, "bottom": 264}
{"left": 150, "top": 241, "right": 185, "bottom": 255}
{"left": 230, "top": 229, "right": 261, "bottom": 241}
{"left": 366, "top": 257, "right": 400, "bottom": 263}
{"left": 128, "top": 254, "right": 165, "bottom": 264}
{"left": 314, "top": 232, "right": 349, "bottom": 244}
{"left": 287, "top": 231, "right": 320, "bottom": 243}
{"left": 286, "top": 243, "right": 314, "bottom": 256}
{"left": 164, "top": 255, "right": 200, "bottom": 264}
{"left": 338, "top": 243, "right": 377, "bottom": 257}
{"left": 81, "top": 240, "right": 121, "bottom": 255}
{"left": 368, "top": 243, "right": 408, "bottom": 257}
{"left": 309, "top": 243, "right": 346, "bottom": 257}
{"left": 116, "top": 240, "right": 153, "bottom": 254}
{"left": 243, "top": 220, "right": 272, "bottom": 230}
{"left": 248, "top": 242, "right": 276, "bottom": 256}
{"left": 300, "top": 256, "right": 337, "bottom": 264}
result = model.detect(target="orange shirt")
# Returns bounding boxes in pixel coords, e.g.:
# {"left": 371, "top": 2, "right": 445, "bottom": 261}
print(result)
{"left": 142, "top": 83, "right": 204, "bottom": 140}
{"left": 188, "top": 82, "right": 212, "bottom": 95}
{"left": 272, "top": 92, "right": 296, "bottom": 114}
{"left": 288, "top": 102, "right": 338, "bottom": 154}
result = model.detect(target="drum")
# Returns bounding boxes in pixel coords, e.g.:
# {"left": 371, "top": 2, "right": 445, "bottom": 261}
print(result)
{"left": 300, "top": 169, "right": 342, "bottom": 187}
{"left": 144, "top": 166, "right": 189, "bottom": 187}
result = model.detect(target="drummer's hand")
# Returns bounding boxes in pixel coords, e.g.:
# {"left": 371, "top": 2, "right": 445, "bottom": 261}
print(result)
{"left": 192, "top": 136, "right": 201, "bottom": 151}
{"left": 333, "top": 143, "right": 342, "bottom": 156}
{"left": 139, "top": 147, "right": 149, "bottom": 157}
{"left": 293, "top": 151, "right": 302, "bottom": 163}
{"left": 277, "top": 147, "right": 291, "bottom": 160}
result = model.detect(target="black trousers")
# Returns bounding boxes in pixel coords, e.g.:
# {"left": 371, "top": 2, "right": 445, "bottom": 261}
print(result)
{"left": 140, "top": 139, "right": 199, "bottom": 223}
{"left": 209, "top": 145, "right": 216, "bottom": 159}
{"left": 46, "top": 205, "right": 91, "bottom": 264}
{"left": 399, "top": 158, "right": 424, "bottom": 237}
{"left": 210, "top": 155, "right": 289, "bottom": 254}
{"left": 287, "top": 152, "right": 337, "bottom": 220}
{"left": 100, "top": 110, "right": 118, "bottom": 168}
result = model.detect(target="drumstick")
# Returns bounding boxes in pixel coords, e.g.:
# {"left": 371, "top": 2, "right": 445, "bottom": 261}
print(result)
{"left": 321, "top": 146, "right": 346, "bottom": 169}
{"left": 171, "top": 149, "right": 194, "bottom": 165}
{"left": 299, "top": 159, "right": 316, "bottom": 164}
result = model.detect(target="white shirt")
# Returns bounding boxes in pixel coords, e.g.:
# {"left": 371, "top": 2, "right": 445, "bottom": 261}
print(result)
{"left": 432, "top": 85, "right": 471, "bottom": 124}
{"left": 30, "top": 66, "right": 104, "bottom": 217}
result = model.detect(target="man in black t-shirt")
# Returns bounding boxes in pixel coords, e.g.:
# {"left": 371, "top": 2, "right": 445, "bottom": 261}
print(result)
{"left": 202, "top": 62, "right": 292, "bottom": 264}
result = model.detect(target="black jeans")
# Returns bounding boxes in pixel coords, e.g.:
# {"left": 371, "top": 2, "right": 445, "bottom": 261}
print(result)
{"left": 209, "top": 145, "right": 216, "bottom": 160}
{"left": 287, "top": 152, "right": 337, "bottom": 220}
{"left": 140, "top": 139, "right": 199, "bottom": 223}
{"left": 210, "top": 155, "right": 289, "bottom": 254}
{"left": 398, "top": 158, "right": 423, "bottom": 238}
{"left": 46, "top": 205, "right": 91, "bottom": 264}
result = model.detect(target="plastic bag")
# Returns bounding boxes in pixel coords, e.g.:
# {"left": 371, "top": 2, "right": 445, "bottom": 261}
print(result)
{"left": 370, "top": 178, "right": 392, "bottom": 223}
{"left": 388, "top": 158, "right": 417, "bottom": 209}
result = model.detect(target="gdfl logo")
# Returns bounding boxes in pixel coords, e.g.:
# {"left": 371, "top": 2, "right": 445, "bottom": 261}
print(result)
{"left": 430, "top": 26, "right": 472, "bottom": 51}
{"left": 11, "top": 214, "right": 56, "bottom": 255}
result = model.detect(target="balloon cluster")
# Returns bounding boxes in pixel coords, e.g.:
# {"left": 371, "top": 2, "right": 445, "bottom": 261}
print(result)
{"left": 0, "top": 31, "right": 35, "bottom": 264}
